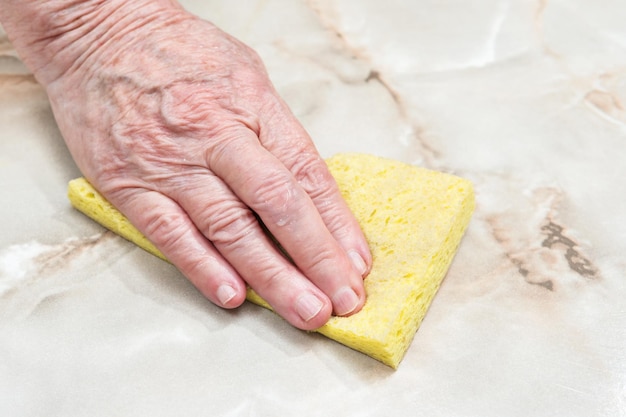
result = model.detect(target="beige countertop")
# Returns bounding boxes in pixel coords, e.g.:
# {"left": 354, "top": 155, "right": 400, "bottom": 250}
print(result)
{"left": 1, "top": 1, "right": 625, "bottom": 416}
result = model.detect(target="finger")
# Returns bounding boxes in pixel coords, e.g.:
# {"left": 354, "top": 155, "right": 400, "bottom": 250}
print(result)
{"left": 207, "top": 128, "right": 366, "bottom": 317}
{"left": 104, "top": 186, "right": 247, "bottom": 309}
{"left": 259, "top": 99, "right": 372, "bottom": 277}
{"left": 169, "top": 171, "right": 334, "bottom": 330}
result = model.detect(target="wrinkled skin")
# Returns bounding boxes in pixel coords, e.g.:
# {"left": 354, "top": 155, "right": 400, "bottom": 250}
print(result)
{"left": 1, "top": 1, "right": 371, "bottom": 330}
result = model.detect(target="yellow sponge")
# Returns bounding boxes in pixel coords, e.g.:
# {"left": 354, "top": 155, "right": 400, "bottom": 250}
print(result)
{"left": 67, "top": 153, "right": 474, "bottom": 368}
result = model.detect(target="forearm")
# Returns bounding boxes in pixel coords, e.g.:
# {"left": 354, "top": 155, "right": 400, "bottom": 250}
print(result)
{"left": 0, "top": 0, "right": 183, "bottom": 86}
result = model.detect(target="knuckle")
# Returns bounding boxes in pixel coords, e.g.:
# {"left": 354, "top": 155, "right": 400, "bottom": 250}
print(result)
{"left": 250, "top": 262, "right": 291, "bottom": 293}
{"left": 250, "top": 172, "right": 303, "bottom": 227}
{"left": 205, "top": 203, "right": 258, "bottom": 249}
{"left": 206, "top": 132, "right": 249, "bottom": 170}
{"left": 142, "top": 210, "right": 189, "bottom": 251}
{"left": 298, "top": 245, "right": 338, "bottom": 275}
{"left": 290, "top": 152, "right": 337, "bottom": 199}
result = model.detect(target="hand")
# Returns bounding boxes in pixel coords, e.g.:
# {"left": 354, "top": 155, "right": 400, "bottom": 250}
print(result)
{"left": 19, "top": 1, "right": 371, "bottom": 330}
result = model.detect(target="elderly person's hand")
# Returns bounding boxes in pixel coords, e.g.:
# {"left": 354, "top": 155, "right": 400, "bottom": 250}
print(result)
{"left": 1, "top": 0, "right": 371, "bottom": 330}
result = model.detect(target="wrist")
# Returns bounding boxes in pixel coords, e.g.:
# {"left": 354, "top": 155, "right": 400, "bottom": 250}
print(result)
{"left": 0, "top": 0, "right": 183, "bottom": 86}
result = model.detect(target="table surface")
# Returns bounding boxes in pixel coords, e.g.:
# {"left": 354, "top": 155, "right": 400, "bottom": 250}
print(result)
{"left": 1, "top": 1, "right": 625, "bottom": 416}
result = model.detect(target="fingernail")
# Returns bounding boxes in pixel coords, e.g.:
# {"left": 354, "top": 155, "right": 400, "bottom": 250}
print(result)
{"left": 348, "top": 250, "right": 368, "bottom": 276}
{"left": 332, "top": 286, "right": 360, "bottom": 316}
{"left": 296, "top": 293, "right": 324, "bottom": 322}
{"left": 217, "top": 284, "right": 237, "bottom": 306}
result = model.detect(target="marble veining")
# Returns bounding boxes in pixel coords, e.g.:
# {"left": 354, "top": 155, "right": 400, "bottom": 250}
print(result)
{"left": 1, "top": 1, "right": 625, "bottom": 416}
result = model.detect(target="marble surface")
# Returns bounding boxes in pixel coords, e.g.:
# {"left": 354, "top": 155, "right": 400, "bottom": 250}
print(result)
{"left": 1, "top": 1, "right": 625, "bottom": 415}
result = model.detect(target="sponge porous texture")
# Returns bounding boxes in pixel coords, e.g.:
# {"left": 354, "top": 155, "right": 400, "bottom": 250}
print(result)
{"left": 67, "top": 153, "right": 474, "bottom": 368}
